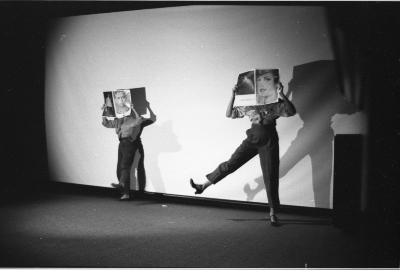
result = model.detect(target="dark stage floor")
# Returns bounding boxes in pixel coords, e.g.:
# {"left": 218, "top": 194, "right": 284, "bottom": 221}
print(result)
{"left": 0, "top": 186, "right": 366, "bottom": 268}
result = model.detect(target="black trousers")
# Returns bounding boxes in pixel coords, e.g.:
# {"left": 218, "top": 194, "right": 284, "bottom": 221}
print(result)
{"left": 117, "top": 139, "right": 143, "bottom": 195}
{"left": 206, "top": 124, "right": 280, "bottom": 209}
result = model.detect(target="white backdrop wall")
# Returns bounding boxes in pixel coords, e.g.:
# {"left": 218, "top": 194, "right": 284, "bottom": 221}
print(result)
{"left": 45, "top": 5, "right": 366, "bottom": 208}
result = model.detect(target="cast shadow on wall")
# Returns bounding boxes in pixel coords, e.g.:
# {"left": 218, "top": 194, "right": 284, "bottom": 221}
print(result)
{"left": 243, "top": 60, "right": 357, "bottom": 208}
{"left": 130, "top": 120, "right": 181, "bottom": 193}
{"left": 127, "top": 87, "right": 181, "bottom": 193}
{"left": 127, "top": 87, "right": 150, "bottom": 192}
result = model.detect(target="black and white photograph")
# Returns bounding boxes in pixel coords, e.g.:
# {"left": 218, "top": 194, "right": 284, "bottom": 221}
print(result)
{"left": 113, "top": 89, "right": 132, "bottom": 118}
{"left": 102, "top": 91, "right": 116, "bottom": 117}
{"left": 234, "top": 69, "right": 280, "bottom": 107}
{"left": 236, "top": 70, "right": 255, "bottom": 95}
{"left": 255, "top": 69, "right": 280, "bottom": 105}
{"left": 233, "top": 70, "right": 256, "bottom": 107}
{"left": 1, "top": 1, "right": 399, "bottom": 270}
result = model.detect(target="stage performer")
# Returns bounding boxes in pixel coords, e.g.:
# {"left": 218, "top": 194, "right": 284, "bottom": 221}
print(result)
{"left": 190, "top": 70, "right": 296, "bottom": 226}
{"left": 102, "top": 91, "right": 156, "bottom": 200}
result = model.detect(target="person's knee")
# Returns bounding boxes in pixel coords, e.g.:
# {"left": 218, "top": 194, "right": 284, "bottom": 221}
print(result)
{"left": 220, "top": 161, "right": 238, "bottom": 173}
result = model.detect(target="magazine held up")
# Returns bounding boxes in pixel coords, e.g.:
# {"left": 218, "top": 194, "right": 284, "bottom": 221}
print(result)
{"left": 233, "top": 69, "right": 280, "bottom": 107}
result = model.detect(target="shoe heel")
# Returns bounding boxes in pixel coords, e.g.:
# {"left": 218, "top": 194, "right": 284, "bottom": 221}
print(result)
{"left": 190, "top": 179, "right": 204, "bottom": 194}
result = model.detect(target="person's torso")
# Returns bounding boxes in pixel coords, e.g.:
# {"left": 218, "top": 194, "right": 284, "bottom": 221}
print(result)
{"left": 238, "top": 102, "right": 282, "bottom": 125}
{"left": 115, "top": 115, "right": 142, "bottom": 141}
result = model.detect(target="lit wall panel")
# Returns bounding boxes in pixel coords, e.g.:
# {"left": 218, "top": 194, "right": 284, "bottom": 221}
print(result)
{"left": 45, "top": 5, "right": 366, "bottom": 208}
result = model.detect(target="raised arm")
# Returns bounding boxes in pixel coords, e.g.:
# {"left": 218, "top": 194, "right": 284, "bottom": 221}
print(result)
{"left": 141, "top": 101, "right": 157, "bottom": 127}
{"left": 146, "top": 102, "right": 157, "bottom": 123}
{"left": 128, "top": 102, "right": 156, "bottom": 129}
{"left": 101, "top": 104, "right": 118, "bottom": 128}
{"left": 277, "top": 83, "right": 296, "bottom": 117}
{"left": 226, "top": 85, "right": 238, "bottom": 118}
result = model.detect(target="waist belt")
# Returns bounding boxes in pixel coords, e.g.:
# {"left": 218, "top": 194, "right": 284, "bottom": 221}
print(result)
{"left": 119, "top": 137, "right": 134, "bottom": 142}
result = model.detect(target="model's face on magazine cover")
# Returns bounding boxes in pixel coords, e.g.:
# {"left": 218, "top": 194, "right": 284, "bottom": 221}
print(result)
{"left": 115, "top": 92, "right": 127, "bottom": 106}
{"left": 256, "top": 72, "right": 277, "bottom": 97}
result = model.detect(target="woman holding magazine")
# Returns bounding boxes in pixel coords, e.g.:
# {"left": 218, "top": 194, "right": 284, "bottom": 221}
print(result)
{"left": 102, "top": 92, "right": 156, "bottom": 201}
{"left": 190, "top": 69, "right": 296, "bottom": 226}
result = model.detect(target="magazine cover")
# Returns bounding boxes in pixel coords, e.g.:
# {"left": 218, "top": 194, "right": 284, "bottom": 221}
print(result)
{"left": 102, "top": 91, "right": 116, "bottom": 118}
{"left": 233, "top": 69, "right": 280, "bottom": 107}
{"left": 113, "top": 89, "right": 132, "bottom": 118}
{"left": 102, "top": 88, "right": 147, "bottom": 118}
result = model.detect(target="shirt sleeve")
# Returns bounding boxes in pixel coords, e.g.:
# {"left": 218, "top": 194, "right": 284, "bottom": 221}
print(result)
{"left": 231, "top": 106, "right": 246, "bottom": 119}
{"left": 276, "top": 97, "right": 297, "bottom": 117}
{"left": 102, "top": 117, "right": 118, "bottom": 128}
{"left": 141, "top": 118, "right": 155, "bottom": 128}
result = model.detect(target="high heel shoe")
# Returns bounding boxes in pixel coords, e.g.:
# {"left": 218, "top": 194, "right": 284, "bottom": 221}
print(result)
{"left": 111, "top": 183, "right": 122, "bottom": 189}
{"left": 270, "top": 215, "right": 279, "bottom": 226}
{"left": 120, "top": 193, "right": 130, "bottom": 201}
{"left": 190, "top": 178, "right": 205, "bottom": 194}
